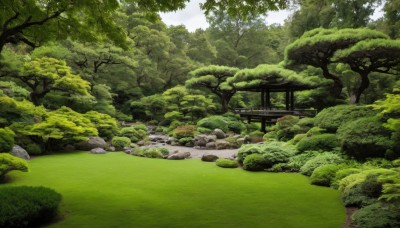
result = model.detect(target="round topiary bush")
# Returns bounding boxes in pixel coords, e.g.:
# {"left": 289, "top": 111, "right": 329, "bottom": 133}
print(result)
{"left": 0, "top": 186, "right": 62, "bottom": 228}
{"left": 111, "top": 136, "right": 131, "bottom": 150}
{"left": 243, "top": 154, "right": 269, "bottom": 171}
{"left": 142, "top": 148, "right": 164, "bottom": 158}
{"left": 0, "top": 128, "right": 15, "bottom": 152}
{"left": 0, "top": 153, "right": 28, "bottom": 181}
{"left": 300, "top": 152, "right": 343, "bottom": 176}
{"left": 216, "top": 159, "right": 238, "bottom": 168}
{"left": 337, "top": 117, "right": 393, "bottom": 160}
{"left": 310, "top": 164, "right": 344, "bottom": 186}
{"left": 296, "top": 134, "right": 339, "bottom": 152}
{"left": 352, "top": 203, "right": 400, "bottom": 228}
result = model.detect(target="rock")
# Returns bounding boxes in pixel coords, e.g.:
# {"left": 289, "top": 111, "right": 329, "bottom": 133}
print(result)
{"left": 123, "top": 147, "right": 132, "bottom": 154}
{"left": 107, "top": 146, "right": 116, "bottom": 152}
{"left": 166, "top": 137, "right": 177, "bottom": 145}
{"left": 212, "top": 129, "right": 226, "bottom": 139}
{"left": 76, "top": 137, "right": 107, "bottom": 151}
{"left": 149, "top": 135, "right": 168, "bottom": 143}
{"left": 90, "top": 148, "right": 107, "bottom": 154}
{"left": 215, "top": 140, "right": 230, "bottom": 150}
{"left": 11, "top": 145, "right": 30, "bottom": 160}
{"left": 194, "top": 134, "right": 207, "bottom": 147}
{"left": 167, "top": 152, "right": 191, "bottom": 160}
{"left": 201, "top": 153, "right": 219, "bottom": 162}
{"left": 193, "top": 146, "right": 201, "bottom": 149}
{"left": 205, "top": 142, "right": 216, "bottom": 149}
{"left": 206, "top": 135, "right": 217, "bottom": 142}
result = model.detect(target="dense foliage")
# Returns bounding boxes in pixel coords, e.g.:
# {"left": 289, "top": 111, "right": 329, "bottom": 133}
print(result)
{"left": 0, "top": 186, "right": 62, "bottom": 228}
{"left": 0, "top": 153, "right": 28, "bottom": 180}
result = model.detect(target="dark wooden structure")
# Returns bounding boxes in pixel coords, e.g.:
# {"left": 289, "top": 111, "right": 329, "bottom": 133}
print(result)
{"left": 229, "top": 66, "right": 320, "bottom": 132}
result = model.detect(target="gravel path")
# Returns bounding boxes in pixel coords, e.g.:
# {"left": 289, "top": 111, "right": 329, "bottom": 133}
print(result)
{"left": 145, "top": 143, "right": 238, "bottom": 159}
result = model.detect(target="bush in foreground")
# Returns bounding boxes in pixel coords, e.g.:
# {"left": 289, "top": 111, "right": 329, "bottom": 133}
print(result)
{"left": 0, "top": 186, "right": 62, "bottom": 228}
{"left": 310, "top": 164, "right": 344, "bottom": 186}
{"left": 297, "top": 134, "right": 339, "bottom": 152}
{"left": 300, "top": 152, "right": 343, "bottom": 176}
{"left": 243, "top": 154, "right": 269, "bottom": 171}
{"left": 0, "top": 128, "right": 15, "bottom": 152}
{"left": 111, "top": 136, "right": 131, "bottom": 150}
{"left": 0, "top": 153, "right": 28, "bottom": 181}
{"left": 216, "top": 159, "right": 238, "bottom": 168}
{"left": 352, "top": 203, "right": 400, "bottom": 228}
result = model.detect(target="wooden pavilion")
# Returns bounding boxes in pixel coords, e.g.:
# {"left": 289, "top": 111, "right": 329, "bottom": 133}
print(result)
{"left": 226, "top": 65, "right": 320, "bottom": 132}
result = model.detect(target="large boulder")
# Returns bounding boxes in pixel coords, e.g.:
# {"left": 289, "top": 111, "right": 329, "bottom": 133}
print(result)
{"left": 167, "top": 152, "right": 191, "bottom": 160}
{"left": 206, "top": 142, "right": 216, "bottom": 149}
{"left": 166, "top": 137, "right": 177, "bottom": 145}
{"left": 11, "top": 145, "right": 30, "bottom": 160}
{"left": 212, "top": 129, "right": 226, "bottom": 139}
{"left": 90, "top": 148, "right": 107, "bottom": 154}
{"left": 215, "top": 140, "right": 230, "bottom": 150}
{"left": 201, "top": 153, "right": 219, "bottom": 162}
{"left": 76, "top": 137, "right": 107, "bottom": 151}
{"left": 194, "top": 134, "right": 207, "bottom": 147}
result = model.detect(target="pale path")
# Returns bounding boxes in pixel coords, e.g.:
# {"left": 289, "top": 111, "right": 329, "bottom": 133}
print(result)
{"left": 145, "top": 143, "right": 238, "bottom": 159}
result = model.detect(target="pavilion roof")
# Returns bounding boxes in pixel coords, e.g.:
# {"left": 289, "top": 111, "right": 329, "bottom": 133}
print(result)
{"left": 224, "top": 64, "right": 322, "bottom": 92}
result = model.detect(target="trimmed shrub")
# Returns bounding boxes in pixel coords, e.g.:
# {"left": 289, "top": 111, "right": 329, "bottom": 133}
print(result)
{"left": 178, "top": 137, "right": 194, "bottom": 146}
{"left": 216, "top": 159, "right": 239, "bottom": 168}
{"left": 310, "top": 164, "right": 344, "bottom": 186}
{"left": 196, "top": 115, "right": 245, "bottom": 134}
{"left": 297, "top": 134, "right": 339, "bottom": 152}
{"left": 0, "top": 186, "right": 62, "bottom": 228}
{"left": 352, "top": 203, "right": 400, "bottom": 228}
{"left": 197, "top": 127, "right": 212, "bottom": 134}
{"left": 314, "top": 105, "right": 377, "bottom": 133}
{"left": 111, "top": 136, "right": 131, "bottom": 150}
{"left": 305, "top": 127, "right": 326, "bottom": 137}
{"left": 24, "top": 143, "right": 42, "bottom": 155}
{"left": 300, "top": 152, "right": 343, "bottom": 176}
{"left": 0, "top": 153, "right": 28, "bottom": 180}
{"left": 337, "top": 117, "right": 393, "bottom": 160}
{"left": 341, "top": 185, "right": 378, "bottom": 207}
{"left": 0, "top": 128, "right": 15, "bottom": 152}
{"left": 331, "top": 168, "right": 362, "bottom": 189}
{"left": 286, "top": 151, "right": 319, "bottom": 171}
{"left": 143, "top": 148, "right": 164, "bottom": 159}
{"left": 172, "top": 125, "right": 196, "bottom": 139}
{"left": 237, "top": 144, "right": 263, "bottom": 163}
{"left": 360, "top": 174, "right": 383, "bottom": 198}
{"left": 119, "top": 126, "right": 147, "bottom": 142}
{"left": 84, "top": 111, "right": 119, "bottom": 140}
{"left": 263, "top": 115, "right": 301, "bottom": 141}
{"left": 292, "top": 134, "right": 307, "bottom": 145}
{"left": 243, "top": 154, "right": 269, "bottom": 171}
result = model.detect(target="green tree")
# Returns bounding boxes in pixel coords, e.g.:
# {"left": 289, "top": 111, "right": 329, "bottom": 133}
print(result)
{"left": 18, "top": 57, "right": 91, "bottom": 105}
{"left": 284, "top": 28, "right": 388, "bottom": 99}
{"left": 186, "top": 65, "right": 239, "bottom": 113}
{"left": 334, "top": 39, "right": 400, "bottom": 103}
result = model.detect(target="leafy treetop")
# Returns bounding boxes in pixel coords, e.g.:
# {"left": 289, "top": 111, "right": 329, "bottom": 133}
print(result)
{"left": 226, "top": 64, "right": 322, "bottom": 91}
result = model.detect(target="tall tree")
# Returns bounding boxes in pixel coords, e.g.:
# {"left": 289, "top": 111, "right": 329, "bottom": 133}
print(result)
{"left": 284, "top": 28, "right": 388, "bottom": 99}
{"left": 334, "top": 39, "right": 400, "bottom": 103}
{"left": 186, "top": 65, "right": 239, "bottom": 113}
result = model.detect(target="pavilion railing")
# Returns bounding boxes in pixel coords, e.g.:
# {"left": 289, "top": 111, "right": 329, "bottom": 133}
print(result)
{"left": 234, "top": 108, "right": 318, "bottom": 117}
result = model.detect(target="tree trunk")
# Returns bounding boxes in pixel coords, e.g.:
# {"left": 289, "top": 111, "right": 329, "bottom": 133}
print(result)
{"left": 352, "top": 73, "right": 370, "bottom": 104}
{"left": 321, "top": 65, "right": 344, "bottom": 99}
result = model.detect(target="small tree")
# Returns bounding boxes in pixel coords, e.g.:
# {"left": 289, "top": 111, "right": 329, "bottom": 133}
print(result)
{"left": 18, "top": 57, "right": 91, "bottom": 105}
{"left": 186, "top": 65, "right": 239, "bottom": 113}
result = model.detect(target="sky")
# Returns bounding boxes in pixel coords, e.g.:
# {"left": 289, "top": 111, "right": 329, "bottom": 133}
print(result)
{"left": 160, "top": 0, "right": 291, "bottom": 32}
{"left": 160, "top": 0, "right": 384, "bottom": 32}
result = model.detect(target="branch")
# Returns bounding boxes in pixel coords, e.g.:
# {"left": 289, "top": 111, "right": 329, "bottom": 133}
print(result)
{"left": 3, "top": 12, "right": 20, "bottom": 30}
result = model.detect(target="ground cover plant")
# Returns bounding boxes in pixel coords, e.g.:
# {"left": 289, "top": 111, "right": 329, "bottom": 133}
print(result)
{"left": 2, "top": 152, "right": 345, "bottom": 228}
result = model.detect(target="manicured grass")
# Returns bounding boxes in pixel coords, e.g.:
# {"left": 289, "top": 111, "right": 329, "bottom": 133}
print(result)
{"left": 4, "top": 152, "right": 345, "bottom": 227}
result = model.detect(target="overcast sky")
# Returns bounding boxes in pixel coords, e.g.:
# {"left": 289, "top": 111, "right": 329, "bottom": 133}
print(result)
{"left": 159, "top": 0, "right": 291, "bottom": 32}
{"left": 160, "top": 0, "right": 384, "bottom": 32}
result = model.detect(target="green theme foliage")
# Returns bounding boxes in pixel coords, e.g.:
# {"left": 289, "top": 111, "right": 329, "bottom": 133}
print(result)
{"left": 119, "top": 124, "right": 148, "bottom": 142}
{"left": 0, "top": 128, "right": 15, "bottom": 152}
{"left": 84, "top": 111, "right": 119, "bottom": 140}
{"left": 337, "top": 117, "right": 393, "bottom": 160}
{"left": 300, "top": 152, "right": 343, "bottom": 176}
{"left": 314, "top": 105, "right": 378, "bottom": 132}
{"left": 296, "top": 134, "right": 339, "bottom": 153}
{"left": 243, "top": 153, "right": 269, "bottom": 171}
{"left": 0, "top": 186, "right": 62, "bottom": 228}
{"left": 310, "top": 164, "right": 344, "bottom": 186}
{"left": 215, "top": 159, "right": 239, "bottom": 168}
{"left": 111, "top": 137, "right": 131, "bottom": 150}
{"left": 352, "top": 203, "right": 400, "bottom": 228}
{"left": 196, "top": 114, "right": 245, "bottom": 134}
{"left": 0, "top": 153, "right": 28, "bottom": 180}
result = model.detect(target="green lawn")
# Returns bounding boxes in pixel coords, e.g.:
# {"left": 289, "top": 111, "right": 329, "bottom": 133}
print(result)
{"left": 4, "top": 152, "right": 345, "bottom": 228}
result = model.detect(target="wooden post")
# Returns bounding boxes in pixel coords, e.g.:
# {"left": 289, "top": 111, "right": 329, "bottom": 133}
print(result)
{"left": 247, "top": 115, "right": 251, "bottom": 123}
{"left": 261, "top": 90, "right": 265, "bottom": 109}
{"left": 290, "top": 89, "right": 295, "bottom": 111}
{"left": 285, "top": 89, "right": 289, "bottom": 110}
{"left": 261, "top": 117, "right": 266, "bottom": 133}
{"left": 266, "top": 89, "right": 271, "bottom": 110}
